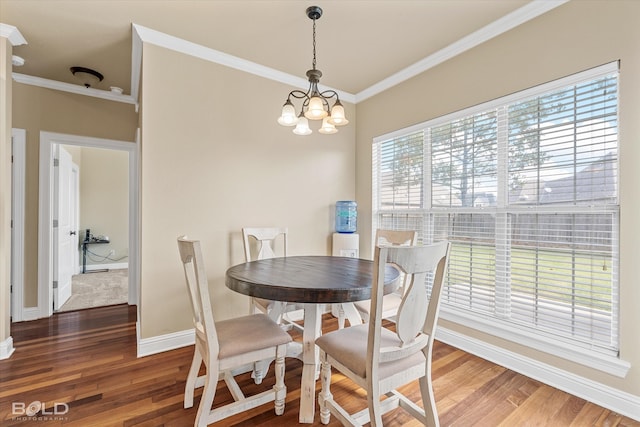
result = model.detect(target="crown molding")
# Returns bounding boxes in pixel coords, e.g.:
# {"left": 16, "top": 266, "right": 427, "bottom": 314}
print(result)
{"left": 0, "top": 23, "right": 27, "bottom": 46}
{"left": 355, "top": 0, "right": 570, "bottom": 103}
{"left": 12, "top": 73, "right": 137, "bottom": 106}
{"left": 5, "top": 0, "right": 568, "bottom": 107}
{"left": 130, "top": 24, "right": 143, "bottom": 102}
{"left": 131, "top": 23, "right": 356, "bottom": 104}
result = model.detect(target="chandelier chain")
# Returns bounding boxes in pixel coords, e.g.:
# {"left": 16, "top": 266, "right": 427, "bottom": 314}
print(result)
{"left": 312, "top": 17, "right": 317, "bottom": 70}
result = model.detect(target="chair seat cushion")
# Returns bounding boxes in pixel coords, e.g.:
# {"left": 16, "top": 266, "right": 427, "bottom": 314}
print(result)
{"left": 354, "top": 293, "right": 403, "bottom": 316}
{"left": 253, "top": 297, "right": 273, "bottom": 310}
{"left": 316, "top": 324, "right": 425, "bottom": 379}
{"left": 254, "top": 298, "right": 304, "bottom": 314}
{"left": 216, "top": 314, "right": 292, "bottom": 359}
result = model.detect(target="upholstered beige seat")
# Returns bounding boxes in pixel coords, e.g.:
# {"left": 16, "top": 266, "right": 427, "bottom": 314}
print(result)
{"left": 177, "top": 236, "right": 292, "bottom": 427}
{"left": 352, "top": 229, "right": 418, "bottom": 324}
{"left": 316, "top": 241, "right": 450, "bottom": 427}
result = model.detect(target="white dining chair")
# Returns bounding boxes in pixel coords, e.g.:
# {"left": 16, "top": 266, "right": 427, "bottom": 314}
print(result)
{"left": 316, "top": 241, "right": 450, "bottom": 427}
{"left": 242, "top": 227, "right": 302, "bottom": 331}
{"left": 177, "top": 236, "right": 292, "bottom": 427}
{"left": 352, "top": 229, "right": 418, "bottom": 323}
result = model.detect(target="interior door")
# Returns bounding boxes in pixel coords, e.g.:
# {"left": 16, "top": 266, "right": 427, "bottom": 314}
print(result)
{"left": 53, "top": 145, "right": 76, "bottom": 309}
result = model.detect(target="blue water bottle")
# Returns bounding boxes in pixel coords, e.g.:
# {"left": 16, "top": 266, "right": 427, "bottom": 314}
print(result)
{"left": 335, "top": 201, "right": 357, "bottom": 233}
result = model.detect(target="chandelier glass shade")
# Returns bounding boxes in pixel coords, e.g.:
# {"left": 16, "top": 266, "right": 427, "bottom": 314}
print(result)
{"left": 278, "top": 6, "right": 349, "bottom": 135}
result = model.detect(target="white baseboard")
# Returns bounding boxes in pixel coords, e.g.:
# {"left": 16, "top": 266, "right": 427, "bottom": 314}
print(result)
{"left": 436, "top": 327, "right": 640, "bottom": 421}
{"left": 12, "top": 307, "right": 45, "bottom": 323}
{"left": 0, "top": 336, "right": 15, "bottom": 360}
{"left": 83, "top": 262, "right": 129, "bottom": 272}
{"left": 137, "top": 326, "right": 194, "bottom": 358}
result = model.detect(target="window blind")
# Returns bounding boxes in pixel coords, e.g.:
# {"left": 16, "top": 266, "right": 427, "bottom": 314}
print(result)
{"left": 372, "top": 62, "right": 619, "bottom": 355}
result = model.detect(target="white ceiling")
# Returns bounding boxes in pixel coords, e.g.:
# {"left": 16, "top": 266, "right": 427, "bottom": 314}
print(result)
{"left": 1, "top": 0, "right": 566, "bottom": 100}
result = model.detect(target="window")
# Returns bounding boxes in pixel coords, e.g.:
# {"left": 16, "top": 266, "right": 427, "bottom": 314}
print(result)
{"left": 373, "top": 62, "right": 619, "bottom": 364}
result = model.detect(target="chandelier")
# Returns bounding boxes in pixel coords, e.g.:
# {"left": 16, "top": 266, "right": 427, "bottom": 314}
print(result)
{"left": 277, "top": 6, "right": 349, "bottom": 135}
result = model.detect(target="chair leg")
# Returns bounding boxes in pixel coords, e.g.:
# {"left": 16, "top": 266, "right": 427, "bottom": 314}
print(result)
{"left": 419, "top": 372, "right": 439, "bottom": 427}
{"left": 252, "top": 358, "right": 272, "bottom": 385}
{"left": 273, "top": 344, "right": 287, "bottom": 416}
{"left": 337, "top": 304, "right": 346, "bottom": 329}
{"left": 367, "top": 381, "right": 383, "bottom": 427}
{"left": 196, "top": 368, "right": 219, "bottom": 427}
{"left": 184, "top": 350, "right": 202, "bottom": 408}
{"left": 318, "top": 354, "right": 333, "bottom": 425}
{"left": 252, "top": 301, "right": 286, "bottom": 384}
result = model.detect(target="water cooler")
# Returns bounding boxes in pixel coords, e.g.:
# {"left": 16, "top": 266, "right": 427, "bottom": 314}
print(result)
{"left": 332, "top": 200, "right": 359, "bottom": 257}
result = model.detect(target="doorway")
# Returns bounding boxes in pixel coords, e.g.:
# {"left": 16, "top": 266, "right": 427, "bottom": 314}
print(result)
{"left": 37, "top": 131, "right": 139, "bottom": 318}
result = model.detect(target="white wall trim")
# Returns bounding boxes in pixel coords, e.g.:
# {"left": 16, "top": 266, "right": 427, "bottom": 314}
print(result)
{"left": 20, "top": 307, "right": 41, "bottom": 322}
{"left": 38, "top": 132, "right": 139, "bottom": 320}
{"left": 6, "top": 1, "right": 568, "bottom": 108}
{"left": 12, "top": 73, "right": 137, "bottom": 106}
{"left": 355, "top": 0, "right": 569, "bottom": 103}
{"left": 0, "top": 23, "right": 27, "bottom": 46}
{"left": 83, "top": 262, "right": 129, "bottom": 271}
{"left": 38, "top": 136, "right": 54, "bottom": 318}
{"left": 436, "top": 327, "right": 640, "bottom": 421}
{"left": 131, "top": 23, "right": 356, "bottom": 105}
{"left": 0, "top": 336, "right": 15, "bottom": 360}
{"left": 11, "top": 129, "right": 26, "bottom": 322}
{"left": 130, "top": 25, "right": 143, "bottom": 103}
{"left": 137, "top": 327, "right": 195, "bottom": 358}
{"left": 440, "top": 306, "right": 630, "bottom": 378}
{"left": 131, "top": 1, "right": 568, "bottom": 106}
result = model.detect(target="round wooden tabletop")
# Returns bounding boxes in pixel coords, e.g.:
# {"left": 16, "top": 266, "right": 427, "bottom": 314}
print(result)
{"left": 225, "top": 255, "right": 400, "bottom": 304}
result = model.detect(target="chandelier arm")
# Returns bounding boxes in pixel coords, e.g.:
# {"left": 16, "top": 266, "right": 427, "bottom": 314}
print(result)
{"left": 318, "top": 90, "right": 340, "bottom": 101}
{"left": 288, "top": 90, "right": 311, "bottom": 101}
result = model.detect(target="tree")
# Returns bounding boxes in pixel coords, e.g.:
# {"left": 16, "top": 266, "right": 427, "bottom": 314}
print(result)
{"left": 431, "top": 112, "right": 498, "bottom": 207}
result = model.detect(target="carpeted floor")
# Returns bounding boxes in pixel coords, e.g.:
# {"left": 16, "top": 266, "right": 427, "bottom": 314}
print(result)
{"left": 58, "top": 269, "right": 128, "bottom": 312}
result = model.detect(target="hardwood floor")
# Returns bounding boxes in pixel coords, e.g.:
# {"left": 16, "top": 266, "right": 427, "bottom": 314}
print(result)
{"left": 1, "top": 305, "right": 637, "bottom": 426}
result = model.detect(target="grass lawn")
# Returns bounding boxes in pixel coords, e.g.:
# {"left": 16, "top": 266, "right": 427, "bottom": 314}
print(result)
{"left": 448, "top": 242, "right": 613, "bottom": 311}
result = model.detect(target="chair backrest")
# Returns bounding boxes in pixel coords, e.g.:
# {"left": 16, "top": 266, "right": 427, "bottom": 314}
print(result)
{"left": 375, "top": 229, "right": 417, "bottom": 247}
{"left": 368, "top": 242, "right": 450, "bottom": 366}
{"left": 375, "top": 229, "right": 418, "bottom": 293}
{"left": 242, "top": 227, "right": 288, "bottom": 262}
{"left": 177, "top": 236, "right": 219, "bottom": 357}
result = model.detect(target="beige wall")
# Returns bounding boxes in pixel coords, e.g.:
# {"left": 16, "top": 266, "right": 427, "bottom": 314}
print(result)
{"left": 356, "top": 1, "right": 640, "bottom": 396}
{"left": 138, "top": 43, "right": 356, "bottom": 337}
{"left": 11, "top": 83, "right": 137, "bottom": 306}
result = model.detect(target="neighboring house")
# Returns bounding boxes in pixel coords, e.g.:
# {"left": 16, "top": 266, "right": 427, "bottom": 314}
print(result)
{"left": 511, "top": 152, "right": 617, "bottom": 205}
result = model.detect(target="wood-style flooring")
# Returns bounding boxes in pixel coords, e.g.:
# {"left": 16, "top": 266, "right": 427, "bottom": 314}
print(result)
{"left": 1, "top": 304, "right": 637, "bottom": 426}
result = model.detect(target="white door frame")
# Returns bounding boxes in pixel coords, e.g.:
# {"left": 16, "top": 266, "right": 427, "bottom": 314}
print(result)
{"left": 11, "top": 129, "right": 26, "bottom": 322}
{"left": 38, "top": 131, "right": 139, "bottom": 317}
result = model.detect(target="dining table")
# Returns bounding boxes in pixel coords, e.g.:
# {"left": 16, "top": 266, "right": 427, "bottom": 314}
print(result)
{"left": 225, "top": 255, "right": 400, "bottom": 424}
